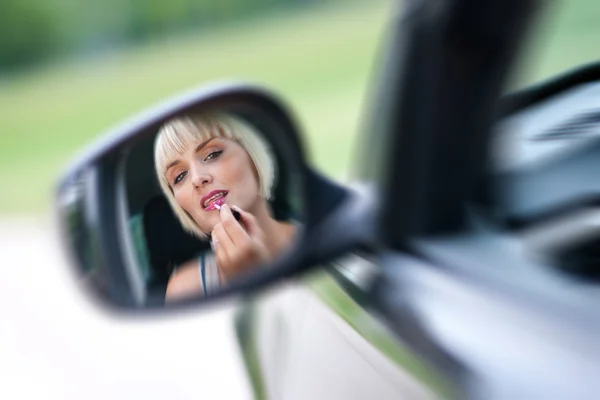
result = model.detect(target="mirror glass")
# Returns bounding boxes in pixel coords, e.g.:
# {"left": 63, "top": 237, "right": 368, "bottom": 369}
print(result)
{"left": 70, "top": 107, "right": 305, "bottom": 308}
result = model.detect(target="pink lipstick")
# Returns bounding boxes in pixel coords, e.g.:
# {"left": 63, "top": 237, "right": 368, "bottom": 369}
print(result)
{"left": 201, "top": 190, "right": 228, "bottom": 211}
{"left": 214, "top": 203, "right": 242, "bottom": 221}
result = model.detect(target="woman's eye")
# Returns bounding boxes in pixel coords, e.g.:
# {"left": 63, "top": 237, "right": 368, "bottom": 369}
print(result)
{"left": 204, "top": 150, "right": 223, "bottom": 162}
{"left": 173, "top": 171, "right": 187, "bottom": 185}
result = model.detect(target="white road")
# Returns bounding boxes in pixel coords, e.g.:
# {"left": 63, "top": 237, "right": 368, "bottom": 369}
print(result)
{"left": 0, "top": 216, "right": 251, "bottom": 399}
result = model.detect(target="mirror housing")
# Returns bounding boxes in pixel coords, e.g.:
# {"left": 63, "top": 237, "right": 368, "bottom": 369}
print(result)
{"left": 55, "top": 82, "right": 353, "bottom": 311}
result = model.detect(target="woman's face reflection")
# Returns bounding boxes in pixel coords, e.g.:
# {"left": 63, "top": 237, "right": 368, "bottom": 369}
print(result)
{"left": 156, "top": 114, "right": 298, "bottom": 303}
{"left": 165, "top": 137, "right": 261, "bottom": 235}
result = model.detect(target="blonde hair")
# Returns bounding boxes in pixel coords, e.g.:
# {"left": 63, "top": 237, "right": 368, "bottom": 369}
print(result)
{"left": 154, "top": 112, "right": 276, "bottom": 238}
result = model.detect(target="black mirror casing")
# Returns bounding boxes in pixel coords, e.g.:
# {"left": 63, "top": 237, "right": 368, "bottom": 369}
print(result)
{"left": 55, "top": 82, "right": 358, "bottom": 312}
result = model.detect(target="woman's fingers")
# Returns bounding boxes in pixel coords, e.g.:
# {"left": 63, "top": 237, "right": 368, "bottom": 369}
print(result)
{"left": 233, "top": 205, "right": 269, "bottom": 257}
{"left": 228, "top": 205, "right": 268, "bottom": 258}
{"left": 219, "top": 204, "right": 251, "bottom": 245}
{"left": 212, "top": 205, "right": 269, "bottom": 279}
{"left": 212, "top": 215, "right": 257, "bottom": 279}
{"left": 211, "top": 223, "right": 233, "bottom": 271}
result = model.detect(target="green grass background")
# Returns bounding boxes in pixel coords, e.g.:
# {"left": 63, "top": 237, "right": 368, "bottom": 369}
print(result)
{"left": 0, "top": 1, "right": 390, "bottom": 213}
{"left": 0, "top": 0, "right": 598, "bottom": 214}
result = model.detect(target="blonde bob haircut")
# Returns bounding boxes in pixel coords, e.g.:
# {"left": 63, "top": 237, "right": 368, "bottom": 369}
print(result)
{"left": 154, "top": 111, "right": 276, "bottom": 238}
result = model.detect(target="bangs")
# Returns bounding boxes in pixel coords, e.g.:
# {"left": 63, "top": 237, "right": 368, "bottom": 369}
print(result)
{"left": 155, "top": 114, "right": 236, "bottom": 178}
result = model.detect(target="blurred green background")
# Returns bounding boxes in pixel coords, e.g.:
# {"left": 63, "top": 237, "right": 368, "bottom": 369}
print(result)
{"left": 0, "top": 0, "right": 598, "bottom": 214}
{"left": 0, "top": 0, "right": 390, "bottom": 213}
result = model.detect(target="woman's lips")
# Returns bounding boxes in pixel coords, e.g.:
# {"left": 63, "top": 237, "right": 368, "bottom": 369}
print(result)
{"left": 202, "top": 190, "right": 228, "bottom": 211}
{"left": 206, "top": 195, "right": 227, "bottom": 211}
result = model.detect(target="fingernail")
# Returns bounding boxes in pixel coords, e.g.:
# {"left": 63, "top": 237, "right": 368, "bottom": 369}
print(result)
{"left": 231, "top": 205, "right": 241, "bottom": 212}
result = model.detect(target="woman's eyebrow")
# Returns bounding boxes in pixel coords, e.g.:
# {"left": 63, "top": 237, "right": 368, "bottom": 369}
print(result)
{"left": 165, "top": 159, "right": 181, "bottom": 171}
{"left": 194, "top": 137, "right": 217, "bottom": 153}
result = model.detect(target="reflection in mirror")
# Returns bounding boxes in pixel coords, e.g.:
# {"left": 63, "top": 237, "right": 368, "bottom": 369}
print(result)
{"left": 107, "top": 110, "right": 303, "bottom": 307}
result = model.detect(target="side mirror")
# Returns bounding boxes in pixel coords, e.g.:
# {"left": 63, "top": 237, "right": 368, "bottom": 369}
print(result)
{"left": 55, "top": 82, "right": 352, "bottom": 311}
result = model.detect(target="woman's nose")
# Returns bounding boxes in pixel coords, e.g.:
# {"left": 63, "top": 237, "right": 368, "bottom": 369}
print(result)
{"left": 191, "top": 170, "right": 212, "bottom": 188}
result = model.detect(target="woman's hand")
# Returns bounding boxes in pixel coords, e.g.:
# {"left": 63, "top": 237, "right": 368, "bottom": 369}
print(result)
{"left": 211, "top": 204, "right": 269, "bottom": 282}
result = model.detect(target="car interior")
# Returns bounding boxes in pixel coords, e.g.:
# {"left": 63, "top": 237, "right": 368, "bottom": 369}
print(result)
{"left": 493, "top": 62, "right": 600, "bottom": 281}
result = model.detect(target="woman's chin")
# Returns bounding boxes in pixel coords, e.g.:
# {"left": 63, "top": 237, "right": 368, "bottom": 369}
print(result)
{"left": 193, "top": 215, "right": 218, "bottom": 235}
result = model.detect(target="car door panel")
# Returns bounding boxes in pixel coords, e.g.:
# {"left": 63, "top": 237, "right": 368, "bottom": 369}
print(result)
{"left": 246, "top": 271, "right": 451, "bottom": 399}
